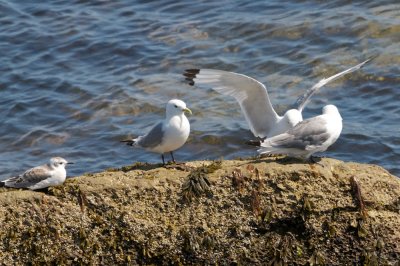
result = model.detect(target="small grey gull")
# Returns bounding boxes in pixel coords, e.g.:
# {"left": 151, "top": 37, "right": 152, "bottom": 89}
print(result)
{"left": 1, "top": 157, "right": 73, "bottom": 190}
{"left": 121, "top": 99, "right": 192, "bottom": 164}
{"left": 184, "top": 59, "right": 369, "bottom": 138}
{"left": 255, "top": 104, "right": 342, "bottom": 159}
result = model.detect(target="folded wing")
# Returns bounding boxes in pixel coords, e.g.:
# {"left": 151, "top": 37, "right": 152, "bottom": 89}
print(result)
{"left": 136, "top": 122, "right": 165, "bottom": 148}
{"left": 4, "top": 166, "right": 51, "bottom": 188}
{"left": 261, "top": 117, "right": 330, "bottom": 150}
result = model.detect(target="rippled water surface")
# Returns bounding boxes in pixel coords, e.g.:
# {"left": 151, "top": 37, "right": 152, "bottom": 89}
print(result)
{"left": 0, "top": 1, "right": 399, "bottom": 179}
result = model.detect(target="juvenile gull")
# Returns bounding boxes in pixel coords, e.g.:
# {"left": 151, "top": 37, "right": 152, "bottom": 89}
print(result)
{"left": 184, "top": 59, "right": 369, "bottom": 138}
{"left": 121, "top": 99, "right": 192, "bottom": 164}
{"left": 1, "top": 157, "right": 73, "bottom": 190}
{"left": 255, "top": 105, "right": 342, "bottom": 159}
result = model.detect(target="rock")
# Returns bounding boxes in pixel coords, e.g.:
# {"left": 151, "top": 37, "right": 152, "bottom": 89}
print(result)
{"left": 0, "top": 157, "right": 399, "bottom": 265}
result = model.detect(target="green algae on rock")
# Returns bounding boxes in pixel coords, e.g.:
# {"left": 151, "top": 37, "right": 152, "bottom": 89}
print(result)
{"left": 0, "top": 158, "right": 399, "bottom": 265}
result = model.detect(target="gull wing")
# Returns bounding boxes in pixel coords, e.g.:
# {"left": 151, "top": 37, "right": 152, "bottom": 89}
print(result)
{"left": 4, "top": 166, "right": 52, "bottom": 188}
{"left": 184, "top": 69, "right": 279, "bottom": 138}
{"left": 296, "top": 58, "right": 372, "bottom": 112}
{"left": 137, "top": 122, "right": 165, "bottom": 148}
{"left": 263, "top": 117, "right": 330, "bottom": 150}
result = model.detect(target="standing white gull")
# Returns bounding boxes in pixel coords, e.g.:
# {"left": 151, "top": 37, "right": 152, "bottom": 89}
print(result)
{"left": 121, "top": 99, "right": 192, "bottom": 164}
{"left": 1, "top": 157, "right": 73, "bottom": 190}
{"left": 184, "top": 59, "right": 370, "bottom": 138}
{"left": 255, "top": 104, "right": 343, "bottom": 159}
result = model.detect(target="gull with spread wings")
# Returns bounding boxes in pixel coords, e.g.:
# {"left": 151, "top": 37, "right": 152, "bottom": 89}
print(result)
{"left": 183, "top": 59, "right": 370, "bottom": 139}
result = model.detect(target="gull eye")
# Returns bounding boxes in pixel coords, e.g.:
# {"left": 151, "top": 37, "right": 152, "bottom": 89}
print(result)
{"left": 174, "top": 104, "right": 178, "bottom": 108}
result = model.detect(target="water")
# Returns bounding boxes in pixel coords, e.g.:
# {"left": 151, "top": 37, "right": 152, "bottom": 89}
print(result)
{"left": 0, "top": 1, "right": 399, "bottom": 179}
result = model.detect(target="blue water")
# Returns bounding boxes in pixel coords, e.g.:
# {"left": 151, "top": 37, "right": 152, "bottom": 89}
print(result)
{"left": 0, "top": 1, "right": 399, "bottom": 179}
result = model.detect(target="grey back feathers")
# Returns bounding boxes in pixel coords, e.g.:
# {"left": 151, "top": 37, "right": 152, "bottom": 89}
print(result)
{"left": 5, "top": 167, "right": 52, "bottom": 188}
{"left": 268, "top": 117, "right": 330, "bottom": 150}
{"left": 136, "top": 122, "right": 165, "bottom": 148}
{"left": 258, "top": 105, "right": 343, "bottom": 158}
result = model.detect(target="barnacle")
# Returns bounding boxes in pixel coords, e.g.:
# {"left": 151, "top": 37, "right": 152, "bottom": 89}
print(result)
{"left": 300, "top": 195, "right": 314, "bottom": 221}
{"left": 269, "top": 234, "right": 295, "bottom": 265}
{"left": 201, "top": 231, "right": 216, "bottom": 250}
{"left": 362, "top": 251, "right": 379, "bottom": 266}
{"left": 261, "top": 206, "right": 274, "bottom": 224}
{"left": 181, "top": 230, "right": 200, "bottom": 254}
{"left": 357, "top": 218, "right": 368, "bottom": 238}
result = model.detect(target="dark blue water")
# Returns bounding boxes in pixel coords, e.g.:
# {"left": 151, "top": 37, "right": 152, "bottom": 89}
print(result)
{"left": 0, "top": 1, "right": 399, "bottom": 179}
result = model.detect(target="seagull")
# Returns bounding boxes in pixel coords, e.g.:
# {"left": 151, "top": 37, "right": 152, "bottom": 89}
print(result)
{"left": 1, "top": 157, "right": 73, "bottom": 190}
{"left": 121, "top": 99, "right": 192, "bottom": 164}
{"left": 183, "top": 59, "right": 370, "bottom": 138}
{"left": 254, "top": 104, "right": 342, "bottom": 159}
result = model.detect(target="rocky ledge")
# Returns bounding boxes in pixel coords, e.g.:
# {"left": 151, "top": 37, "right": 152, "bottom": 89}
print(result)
{"left": 0, "top": 157, "right": 399, "bottom": 265}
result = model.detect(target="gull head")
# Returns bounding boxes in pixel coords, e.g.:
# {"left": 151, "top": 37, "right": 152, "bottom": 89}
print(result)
{"left": 322, "top": 105, "right": 342, "bottom": 118}
{"left": 166, "top": 99, "right": 192, "bottom": 117}
{"left": 49, "top": 157, "right": 73, "bottom": 169}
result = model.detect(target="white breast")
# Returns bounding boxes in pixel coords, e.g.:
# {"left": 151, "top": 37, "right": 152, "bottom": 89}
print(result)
{"left": 28, "top": 167, "right": 67, "bottom": 190}
{"left": 152, "top": 115, "right": 190, "bottom": 154}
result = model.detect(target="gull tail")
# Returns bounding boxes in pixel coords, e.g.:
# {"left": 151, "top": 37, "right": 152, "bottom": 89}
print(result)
{"left": 257, "top": 141, "right": 280, "bottom": 155}
{"left": 257, "top": 147, "right": 275, "bottom": 155}
{"left": 120, "top": 139, "right": 136, "bottom": 146}
{"left": 0, "top": 181, "right": 5, "bottom": 187}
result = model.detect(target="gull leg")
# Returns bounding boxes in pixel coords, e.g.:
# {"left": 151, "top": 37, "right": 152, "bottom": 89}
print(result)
{"left": 161, "top": 154, "right": 165, "bottom": 165}
{"left": 170, "top": 152, "right": 176, "bottom": 163}
{"left": 310, "top": 156, "right": 318, "bottom": 163}
{"left": 309, "top": 155, "right": 324, "bottom": 166}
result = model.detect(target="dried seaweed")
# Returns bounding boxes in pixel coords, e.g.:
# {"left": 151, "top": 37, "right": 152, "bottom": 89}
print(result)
{"left": 350, "top": 176, "right": 368, "bottom": 219}
{"left": 180, "top": 161, "right": 221, "bottom": 202}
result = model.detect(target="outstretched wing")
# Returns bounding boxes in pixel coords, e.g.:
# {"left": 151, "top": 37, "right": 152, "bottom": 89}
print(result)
{"left": 184, "top": 69, "right": 280, "bottom": 138}
{"left": 296, "top": 58, "right": 372, "bottom": 112}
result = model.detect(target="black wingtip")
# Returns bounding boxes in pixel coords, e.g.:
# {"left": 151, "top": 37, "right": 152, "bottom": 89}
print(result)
{"left": 245, "top": 139, "right": 262, "bottom": 147}
{"left": 185, "top": 68, "right": 200, "bottom": 74}
{"left": 183, "top": 69, "right": 200, "bottom": 86}
{"left": 0, "top": 182, "right": 5, "bottom": 188}
{"left": 364, "top": 55, "right": 378, "bottom": 65}
{"left": 120, "top": 139, "right": 135, "bottom": 146}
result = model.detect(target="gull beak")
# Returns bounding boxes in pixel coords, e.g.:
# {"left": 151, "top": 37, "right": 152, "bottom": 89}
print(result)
{"left": 67, "top": 162, "right": 74, "bottom": 165}
{"left": 183, "top": 107, "right": 192, "bottom": 115}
